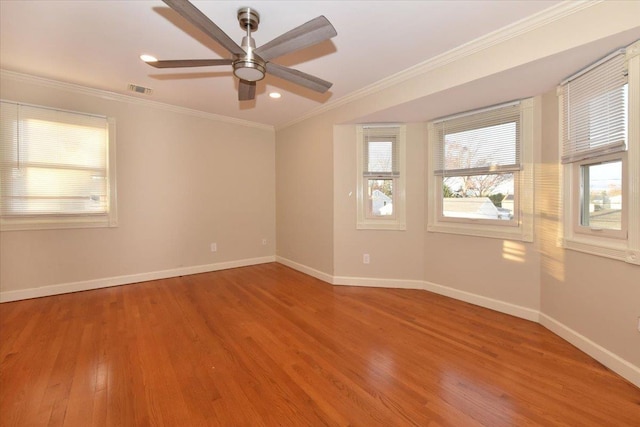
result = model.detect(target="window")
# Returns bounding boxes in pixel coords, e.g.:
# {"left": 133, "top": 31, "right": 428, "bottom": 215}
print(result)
{"left": 576, "top": 156, "right": 625, "bottom": 237}
{"left": 0, "top": 101, "right": 117, "bottom": 231}
{"left": 356, "top": 125, "right": 406, "bottom": 230}
{"left": 427, "top": 99, "right": 535, "bottom": 241}
{"left": 559, "top": 40, "right": 639, "bottom": 264}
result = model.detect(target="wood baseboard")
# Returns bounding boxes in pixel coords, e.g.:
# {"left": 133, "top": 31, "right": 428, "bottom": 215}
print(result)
{"left": 539, "top": 313, "right": 640, "bottom": 388}
{"left": 0, "top": 256, "right": 275, "bottom": 303}
{"left": 279, "top": 257, "right": 640, "bottom": 389}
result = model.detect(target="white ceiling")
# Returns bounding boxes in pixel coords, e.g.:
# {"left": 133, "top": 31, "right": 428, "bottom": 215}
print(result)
{"left": 1, "top": 1, "right": 638, "bottom": 128}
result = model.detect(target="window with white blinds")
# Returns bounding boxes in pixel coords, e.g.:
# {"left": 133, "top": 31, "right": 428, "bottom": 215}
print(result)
{"left": 430, "top": 101, "right": 522, "bottom": 225}
{"left": 356, "top": 124, "right": 406, "bottom": 230}
{"left": 427, "top": 98, "right": 535, "bottom": 241}
{"left": 560, "top": 50, "right": 628, "bottom": 164}
{"left": 559, "top": 40, "right": 640, "bottom": 263}
{"left": 0, "top": 100, "right": 117, "bottom": 230}
{"left": 363, "top": 126, "right": 400, "bottom": 177}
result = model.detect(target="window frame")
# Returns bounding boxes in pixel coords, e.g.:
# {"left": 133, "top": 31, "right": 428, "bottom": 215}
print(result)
{"left": 0, "top": 100, "right": 118, "bottom": 231}
{"left": 356, "top": 124, "right": 406, "bottom": 230}
{"left": 427, "top": 98, "right": 535, "bottom": 242}
{"left": 559, "top": 41, "right": 640, "bottom": 265}
{"left": 572, "top": 153, "right": 627, "bottom": 240}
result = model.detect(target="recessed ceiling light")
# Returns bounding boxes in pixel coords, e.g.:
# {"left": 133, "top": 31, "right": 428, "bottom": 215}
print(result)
{"left": 140, "top": 54, "right": 158, "bottom": 63}
{"left": 269, "top": 92, "right": 282, "bottom": 99}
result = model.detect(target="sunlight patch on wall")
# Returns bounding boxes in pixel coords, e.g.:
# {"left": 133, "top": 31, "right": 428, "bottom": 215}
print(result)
{"left": 502, "top": 241, "right": 526, "bottom": 263}
{"left": 537, "top": 162, "right": 565, "bottom": 283}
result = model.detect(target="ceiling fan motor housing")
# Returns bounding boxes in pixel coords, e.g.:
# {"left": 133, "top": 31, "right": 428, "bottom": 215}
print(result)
{"left": 237, "top": 7, "right": 259, "bottom": 31}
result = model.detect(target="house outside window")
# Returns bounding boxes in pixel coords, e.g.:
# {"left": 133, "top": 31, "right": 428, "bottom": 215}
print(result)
{"left": 356, "top": 125, "right": 406, "bottom": 230}
{"left": 0, "top": 101, "right": 117, "bottom": 231}
{"left": 427, "top": 99, "right": 535, "bottom": 241}
{"left": 558, "top": 40, "right": 640, "bottom": 264}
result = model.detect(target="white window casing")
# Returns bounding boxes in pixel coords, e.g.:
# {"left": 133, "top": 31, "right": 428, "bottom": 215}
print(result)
{"left": 427, "top": 98, "right": 535, "bottom": 242}
{"left": 356, "top": 124, "right": 406, "bottom": 230}
{"left": 0, "top": 100, "right": 117, "bottom": 231}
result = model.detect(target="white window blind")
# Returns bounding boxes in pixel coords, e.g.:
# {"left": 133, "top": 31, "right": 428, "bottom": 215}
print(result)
{"left": 561, "top": 50, "right": 628, "bottom": 164}
{"left": 0, "top": 101, "right": 110, "bottom": 217}
{"left": 433, "top": 102, "right": 521, "bottom": 176}
{"left": 362, "top": 126, "right": 399, "bottom": 177}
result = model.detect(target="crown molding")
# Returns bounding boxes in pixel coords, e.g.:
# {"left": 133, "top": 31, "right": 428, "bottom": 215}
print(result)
{"left": 276, "top": 0, "right": 601, "bottom": 130}
{"left": 0, "top": 69, "right": 274, "bottom": 132}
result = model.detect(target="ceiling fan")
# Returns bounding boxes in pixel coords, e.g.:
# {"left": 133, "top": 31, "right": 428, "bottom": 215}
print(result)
{"left": 143, "top": 0, "right": 337, "bottom": 101}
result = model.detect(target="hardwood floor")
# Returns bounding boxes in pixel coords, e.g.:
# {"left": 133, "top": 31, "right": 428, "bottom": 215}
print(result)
{"left": 1, "top": 263, "right": 639, "bottom": 426}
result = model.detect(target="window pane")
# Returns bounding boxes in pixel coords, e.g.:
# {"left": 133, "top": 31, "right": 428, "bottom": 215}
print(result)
{"left": 23, "top": 118, "right": 107, "bottom": 169}
{"left": 580, "top": 161, "right": 622, "bottom": 230}
{"left": 443, "top": 173, "right": 514, "bottom": 220}
{"left": 368, "top": 179, "right": 393, "bottom": 216}
{"left": 5, "top": 166, "right": 107, "bottom": 214}
{"left": 561, "top": 51, "right": 628, "bottom": 163}
{"left": 0, "top": 102, "right": 109, "bottom": 217}
{"left": 367, "top": 141, "right": 393, "bottom": 174}
{"left": 445, "top": 122, "right": 517, "bottom": 171}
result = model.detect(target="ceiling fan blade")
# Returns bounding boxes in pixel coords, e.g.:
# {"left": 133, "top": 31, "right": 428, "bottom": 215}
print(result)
{"left": 254, "top": 16, "right": 336, "bottom": 61}
{"left": 162, "top": 0, "right": 245, "bottom": 56}
{"left": 266, "top": 62, "right": 332, "bottom": 93}
{"left": 145, "top": 59, "right": 233, "bottom": 68}
{"left": 238, "top": 80, "right": 256, "bottom": 101}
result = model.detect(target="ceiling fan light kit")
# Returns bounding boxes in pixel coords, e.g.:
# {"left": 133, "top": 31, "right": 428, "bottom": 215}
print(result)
{"left": 145, "top": 0, "right": 337, "bottom": 101}
{"left": 233, "top": 60, "right": 265, "bottom": 82}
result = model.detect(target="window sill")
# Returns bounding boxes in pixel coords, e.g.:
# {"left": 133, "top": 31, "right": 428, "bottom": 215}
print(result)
{"left": 427, "top": 221, "right": 533, "bottom": 242}
{"left": 563, "top": 237, "right": 639, "bottom": 265}
{"left": 357, "top": 221, "right": 406, "bottom": 231}
{"left": 1, "top": 215, "right": 118, "bottom": 231}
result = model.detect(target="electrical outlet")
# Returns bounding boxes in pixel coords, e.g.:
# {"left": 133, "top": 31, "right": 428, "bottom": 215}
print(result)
{"left": 363, "top": 254, "right": 370, "bottom": 264}
{"left": 262, "top": 238, "right": 267, "bottom": 245}
{"left": 210, "top": 243, "right": 217, "bottom": 252}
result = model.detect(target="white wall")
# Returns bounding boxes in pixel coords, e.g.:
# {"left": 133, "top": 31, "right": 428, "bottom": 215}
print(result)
{"left": 0, "top": 73, "right": 276, "bottom": 299}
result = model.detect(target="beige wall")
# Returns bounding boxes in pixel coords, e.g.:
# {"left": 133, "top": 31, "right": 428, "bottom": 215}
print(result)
{"left": 333, "top": 123, "right": 425, "bottom": 281}
{"left": 0, "top": 75, "right": 276, "bottom": 295}
{"left": 275, "top": 116, "right": 334, "bottom": 274}
{"left": 423, "top": 96, "right": 542, "bottom": 311}
{"left": 538, "top": 90, "right": 640, "bottom": 367}
{"left": 274, "top": 1, "right": 639, "bottom": 383}
{"left": 424, "top": 234, "right": 541, "bottom": 310}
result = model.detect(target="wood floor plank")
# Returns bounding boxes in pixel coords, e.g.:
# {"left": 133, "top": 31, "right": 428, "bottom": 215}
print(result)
{"left": 1, "top": 263, "right": 639, "bottom": 426}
